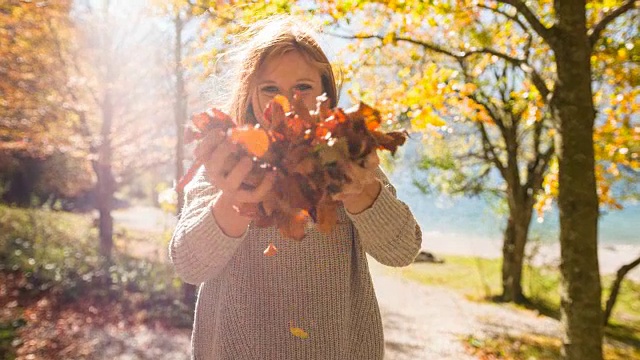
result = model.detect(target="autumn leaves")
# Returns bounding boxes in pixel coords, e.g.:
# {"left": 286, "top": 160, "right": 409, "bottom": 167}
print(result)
{"left": 178, "top": 94, "right": 407, "bottom": 242}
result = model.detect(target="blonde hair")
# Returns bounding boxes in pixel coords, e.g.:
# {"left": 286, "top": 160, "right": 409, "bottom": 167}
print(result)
{"left": 225, "top": 16, "right": 339, "bottom": 125}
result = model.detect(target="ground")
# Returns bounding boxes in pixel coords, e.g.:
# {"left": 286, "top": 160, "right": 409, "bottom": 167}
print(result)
{"left": 5, "top": 205, "right": 634, "bottom": 359}
{"left": 108, "top": 206, "right": 561, "bottom": 359}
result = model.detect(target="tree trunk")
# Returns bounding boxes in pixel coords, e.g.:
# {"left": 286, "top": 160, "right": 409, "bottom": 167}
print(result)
{"left": 500, "top": 201, "right": 532, "bottom": 303}
{"left": 97, "top": 89, "right": 115, "bottom": 258}
{"left": 603, "top": 255, "right": 640, "bottom": 326}
{"left": 174, "top": 12, "right": 186, "bottom": 215}
{"left": 172, "top": 11, "right": 196, "bottom": 304}
{"left": 553, "top": 1, "right": 603, "bottom": 358}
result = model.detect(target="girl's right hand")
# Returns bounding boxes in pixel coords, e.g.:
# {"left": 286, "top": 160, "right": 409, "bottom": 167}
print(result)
{"left": 195, "top": 131, "right": 275, "bottom": 207}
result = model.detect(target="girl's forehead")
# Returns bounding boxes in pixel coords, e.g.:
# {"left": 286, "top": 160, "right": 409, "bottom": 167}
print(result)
{"left": 257, "top": 51, "right": 321, "bottom": 81}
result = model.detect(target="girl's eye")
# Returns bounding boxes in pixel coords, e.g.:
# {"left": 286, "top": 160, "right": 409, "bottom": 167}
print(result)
{"left": 295, "top": 84, "right": 312, "bottom": 91}
{"left": 261, "top": 86, "right": 280, "bottom": 94}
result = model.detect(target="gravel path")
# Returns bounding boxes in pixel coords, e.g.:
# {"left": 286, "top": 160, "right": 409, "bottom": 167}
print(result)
{"left": 77, "top": 260, "right": 562, "bottom": 360}
{"left": 104, "top": 206, "right": 565, "bottom": 359}
{"left": 369, "top": 259, "right": 561, "bottom": 360}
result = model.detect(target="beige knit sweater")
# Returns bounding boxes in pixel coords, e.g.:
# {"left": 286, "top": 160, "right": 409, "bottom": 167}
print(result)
{"left": 169, "top": 166, "right": 422, "bottom": 360}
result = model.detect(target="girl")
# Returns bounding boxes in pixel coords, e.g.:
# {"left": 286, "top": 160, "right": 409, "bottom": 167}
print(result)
{"left": 170, "top": 16, "right": 422, "bottom": 360}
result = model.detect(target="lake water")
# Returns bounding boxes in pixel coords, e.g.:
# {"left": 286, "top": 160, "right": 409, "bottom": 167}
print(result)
{"left": 389, "top": 169, "right": 640, "bottom": 247}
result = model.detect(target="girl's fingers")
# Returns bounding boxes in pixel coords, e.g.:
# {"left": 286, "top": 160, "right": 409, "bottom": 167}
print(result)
{"left": 207, "top": 140, "right": 235, "bottom": 175}
{"left": 223, "top": 156, "right": 254, "bottom": 192}
{"left": 363, "top": 152, "right": 380, "bottom": 170}
{"left": 236, "top": 172, "right": 276, "bottom": 203}
{"left": 194, "top": 130, "right": 224, "bottom": 160}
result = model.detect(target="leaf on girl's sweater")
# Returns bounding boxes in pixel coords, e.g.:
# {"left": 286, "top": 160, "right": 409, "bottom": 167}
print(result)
{"left": 290, "top": 326, "right": 309, "bottom": 339}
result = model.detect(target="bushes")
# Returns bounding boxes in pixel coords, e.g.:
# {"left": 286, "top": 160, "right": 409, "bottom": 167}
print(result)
{"left": 0, "top": 205, "right": 192, "bottom": 326}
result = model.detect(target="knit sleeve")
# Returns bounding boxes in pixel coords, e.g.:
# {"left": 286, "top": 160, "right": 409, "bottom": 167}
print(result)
{"left": 169, "top": 167, "right": 248, "bottom": 284}
{"left": 346, "top": 168, "right": 422, "bottom": 267}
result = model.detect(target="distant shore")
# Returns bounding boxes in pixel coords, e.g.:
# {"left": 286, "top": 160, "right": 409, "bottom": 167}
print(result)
{"left": 422, "top": 230, "right": 640, "bottom": 281}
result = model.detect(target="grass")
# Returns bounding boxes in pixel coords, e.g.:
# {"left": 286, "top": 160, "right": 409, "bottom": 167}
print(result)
{"left": 0, "top": 204, "right": 192, "bottom": 359}
{"left": 390, "top": 255, "right": 640, "bottom": 359}
{"left": 464, "top": 333, "right": 640, "bottom": 360}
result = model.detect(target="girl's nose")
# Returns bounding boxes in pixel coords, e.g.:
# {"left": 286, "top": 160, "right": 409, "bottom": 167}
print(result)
{"left": 286, "top": 90, "right": 296, "bottom": 103}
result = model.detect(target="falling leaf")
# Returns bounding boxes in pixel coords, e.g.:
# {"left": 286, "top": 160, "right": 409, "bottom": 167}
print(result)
{"left": 263, "top": 242, "right": 278, "bottom": 257}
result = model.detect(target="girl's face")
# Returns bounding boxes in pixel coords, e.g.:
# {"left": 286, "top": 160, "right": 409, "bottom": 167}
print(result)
{"left": 251, "top": 50, "right": 324, "bottom": 126}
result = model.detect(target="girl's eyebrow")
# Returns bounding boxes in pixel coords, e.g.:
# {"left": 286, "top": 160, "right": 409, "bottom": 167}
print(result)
{"left": 258, "top": 78, "right": 317, "bottom": 86}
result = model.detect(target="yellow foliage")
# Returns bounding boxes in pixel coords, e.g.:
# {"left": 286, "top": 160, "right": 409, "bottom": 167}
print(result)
{"left": 412, "top": 110, "right": 446, "bottom": 129}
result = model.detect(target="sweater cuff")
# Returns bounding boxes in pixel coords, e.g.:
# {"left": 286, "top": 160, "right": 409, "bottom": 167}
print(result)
{"left": 345, "top": 183, "right": 407, "bottom": 235}
{"left": 181, "top": 199, "right": 248, "bottom": 265}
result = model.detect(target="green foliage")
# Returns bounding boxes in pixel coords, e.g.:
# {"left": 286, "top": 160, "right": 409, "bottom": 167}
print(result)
{"left": 0, "top": 317, "right": 24, "bottom": 360}
{"left": 0, "top": 205, "right": 192, "bottom": 327}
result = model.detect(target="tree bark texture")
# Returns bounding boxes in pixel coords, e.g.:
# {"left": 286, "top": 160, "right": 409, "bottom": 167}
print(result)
{"left": 174, "top": 13, "right": 186, "bottom": 216}
{"left": 98, "top": 89, "right": 115, "bottom": 258}
{"left": 501, "top": 191, "right": 533, "bottom": 303}
{"left": 553, "top": 1, "right": 604, "bottom": 358}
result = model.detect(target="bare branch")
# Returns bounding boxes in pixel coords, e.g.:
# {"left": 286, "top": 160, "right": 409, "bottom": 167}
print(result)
{"left": 589, "top": 0, "right": 638, "bottom": 47}
{"left": 478, "top": 4, "right": 530, "bottom": 34}
{"left": 449, "top": 166, "right": 494, "bottom": 196}
{"left": 329, "top": 31, "right": 552, "bottom": 100}
{"left": 477, "top": 121, "right": 508, "bottom": 179}
{"left": 495, "top": 0, "right": 556, "bottom": 45}
{"left": 603, "top": 253, "right": 640, "bottom": 325}
{"left": 525, "top": 143, "right": 555, "bottom": 195}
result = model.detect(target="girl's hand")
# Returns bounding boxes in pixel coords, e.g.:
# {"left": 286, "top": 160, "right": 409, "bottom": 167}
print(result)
{"left": 195, "top": 131, "right": 275, "bottom": 206}
{"left": 333, "top": 152, "right": 382, "bottom": 214}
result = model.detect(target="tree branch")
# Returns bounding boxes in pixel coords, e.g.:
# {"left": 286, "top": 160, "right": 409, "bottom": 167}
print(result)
{"left": 478, "top": 4, "right": 530, "bottom": 33}
{"left": 495, "top": 0, "right": 556, "bottom": 45}
{"left": 603, "top": 253, "right": 640, "bottom": 325}
{"left": 525, "top": 143, "right": 555, "bottom": 195}
{"left": 589, "top": 0, "right": 638, "bottom": 47}
{"left": 329, "top": 31, "right": 552, "bottom": 100}
{"left": 477, "top": 121, "right": 508, "bottom": 179}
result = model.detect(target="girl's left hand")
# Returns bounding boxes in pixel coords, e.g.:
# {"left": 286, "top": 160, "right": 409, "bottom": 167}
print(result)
{"left": 333, "top": 152, "right": 382, "bottom": 214}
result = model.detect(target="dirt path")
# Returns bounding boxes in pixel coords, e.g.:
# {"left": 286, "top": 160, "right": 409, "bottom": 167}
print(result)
{"left": 106, "top": 206, "right": 567, "bottom": 359}
{"left": 80, "top": 325, "right": 191, "bottom": 360}
{"left": 369, "top": 260, "right": 561, "bottom": 360}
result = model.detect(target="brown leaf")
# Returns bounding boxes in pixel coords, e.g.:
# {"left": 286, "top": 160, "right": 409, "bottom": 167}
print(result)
{"left": 277, "top": 210, "right": 308, "bottom": 241}
{"left": 316, "top": 196, "right": 338, "bottom": 234}
{"left": 371, "top": 130, "right": 408, "bottom": 155}
{"left": 346, "top": 102, "right": 381, "bottom": 131}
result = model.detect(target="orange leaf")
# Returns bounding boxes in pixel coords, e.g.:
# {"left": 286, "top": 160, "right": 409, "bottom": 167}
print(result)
{"left": 229, "top": 126, "right": 270, "bottom": 157}
{"left": 192, "top": 112, "right": 211, "bottom": 132}
{"left": 273, "top": 95, "right": 291, "bottom": 113}
{"left": 278, "top": 210, "right": 308, "bottom": 240}
{"left": 346, "top": 102, "right": 381, "bottom": 131}
{"left": 263, "top": 242, "right": 278, "bottom": 257}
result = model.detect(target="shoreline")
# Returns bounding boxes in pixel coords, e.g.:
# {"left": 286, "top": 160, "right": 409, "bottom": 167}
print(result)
{"left": 422, "top": 230, "right": 640, "bottom": 281}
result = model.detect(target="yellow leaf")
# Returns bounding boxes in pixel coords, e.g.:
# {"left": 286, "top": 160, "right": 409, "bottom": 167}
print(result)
{"left": 412, "top": 111, "right": 446, "bottom": 129}
{"left": 382, "top": 32, "right": 395, "bottom": 45}
{"left": 290, "top": 326, "right": 309, "bottom": 339}
{"left": 273, "top": 95, "right": 291, "bottom": 113}
{"left": 617, "top": 48, "right": 628, "bottom": 61}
